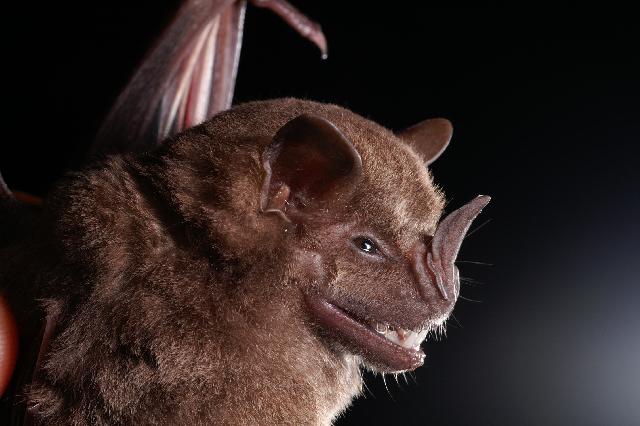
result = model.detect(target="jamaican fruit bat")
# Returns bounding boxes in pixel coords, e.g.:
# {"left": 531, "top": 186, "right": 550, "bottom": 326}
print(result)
{"left": 0, "top": 98, "right": 489, "bottom": 424}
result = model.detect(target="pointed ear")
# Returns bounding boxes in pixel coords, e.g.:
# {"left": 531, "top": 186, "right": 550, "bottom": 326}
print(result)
{"left": 396, "top": 118, "right": 453, "bottom": 165}
{"left": 260, "top": 114, "right": 362, "bottom": 221}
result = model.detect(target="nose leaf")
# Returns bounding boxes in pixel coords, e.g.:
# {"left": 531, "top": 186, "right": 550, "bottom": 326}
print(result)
{"left": 419, "top": 195, "right": 491, "bottom": 306}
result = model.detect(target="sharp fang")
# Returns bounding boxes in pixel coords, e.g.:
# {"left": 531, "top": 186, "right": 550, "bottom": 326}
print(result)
{"left": 382, "top": 328, "right": 429, "bottom": 350}
{"left": 370, "top": 321, "right": 430, "bottom": 350}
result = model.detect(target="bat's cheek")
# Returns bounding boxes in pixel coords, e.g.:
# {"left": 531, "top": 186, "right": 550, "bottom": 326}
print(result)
{"left": 289, "top": 248, "right": 333, "bottom": 292}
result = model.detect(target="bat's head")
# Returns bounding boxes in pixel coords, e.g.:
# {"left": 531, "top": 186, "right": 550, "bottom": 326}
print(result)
{"left": 160, "top": 99, "right": 489, "bottom": 373}
{"left": 254, "top": 101, "right": 489, "bottom": 373}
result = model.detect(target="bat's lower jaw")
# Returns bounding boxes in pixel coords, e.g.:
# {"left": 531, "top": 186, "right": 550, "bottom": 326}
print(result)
{"left": 304, "top": 294, "right": 426, "bottom": 373}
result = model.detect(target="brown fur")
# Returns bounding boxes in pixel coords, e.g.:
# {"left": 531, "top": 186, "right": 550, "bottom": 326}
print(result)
{"left": 2, "top": 98, "right": 448, "bottom": 425}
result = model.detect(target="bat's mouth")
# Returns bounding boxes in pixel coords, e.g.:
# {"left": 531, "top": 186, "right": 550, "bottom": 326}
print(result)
{"left": 304, "top": 294, "right": 427, "bottom": 372}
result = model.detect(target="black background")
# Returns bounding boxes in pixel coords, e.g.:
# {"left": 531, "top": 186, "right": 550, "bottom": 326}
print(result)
{"left": 3, "top": 3, "right": 640, "bottom": 425}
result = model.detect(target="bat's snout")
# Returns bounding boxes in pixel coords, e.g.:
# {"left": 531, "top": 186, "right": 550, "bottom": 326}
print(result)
{"left": 413, "top": 195, "right": 491, "bottom": 317}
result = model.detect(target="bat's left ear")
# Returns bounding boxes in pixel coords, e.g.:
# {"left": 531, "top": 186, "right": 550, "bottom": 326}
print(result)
{"left": 396, "top": 118, "right": 453, "bottom": 165}
{"left": 260, "top": 114, "right": 362, "bottom": 222}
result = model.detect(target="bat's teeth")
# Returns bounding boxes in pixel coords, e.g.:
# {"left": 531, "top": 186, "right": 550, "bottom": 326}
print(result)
{"left": 382, "top": 328, "right": 429, "bottom": 350}
{"left": 406, "top": 329, "right": 429, "bottom": 350}
{"left": 375, "top": 322, "right": 389, "bottom": 333}
{"left": 370, "top": 320, "right": 429, "bottom": 350}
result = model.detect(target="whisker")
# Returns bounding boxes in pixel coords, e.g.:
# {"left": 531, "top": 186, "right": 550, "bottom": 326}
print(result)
{"left": 401, "top": 372, "right": 409, "bottom": 386}
{"left": 440, "top": 322, "right": 448, "bottom": 338}
{"left": 456, "top": 260, "right": 493, "bottom": 266}
{"left": 465, "top": 218, "right": 492, "bottom": 238}
{"left": 445, "top": 319, "right": 460, "bottom": 330}
{"left": 393, "top": 373, "right": 404, "bottom": 391}
{"left": 362, "top": 378, "right": 375, "bottom": 398}
{"left": 458, "top": 295, "right": 483, "bottom": 303}
{"left": 443, "top": 197, "right": 455, "bottom": 210}
{"left": 460, "top": 276, "right": 484, "bottom": 286}
{"left": 407, "top": 371, "right": 418, "bottom": 385}
{"left": 381, "top": 374, "right": 395, "bottom": 402}
{"left": 450, "top": 313, "right": 463, "bottom": 329}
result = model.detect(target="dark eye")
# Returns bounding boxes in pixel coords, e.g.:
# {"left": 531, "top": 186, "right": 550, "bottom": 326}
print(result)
{"left": 353, "top": 236, "right": 379, "bottom": 255}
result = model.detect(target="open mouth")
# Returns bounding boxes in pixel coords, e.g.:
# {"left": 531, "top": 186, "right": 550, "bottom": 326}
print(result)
{"left": 305, "top": 294, "right": 428, "bottom": 372}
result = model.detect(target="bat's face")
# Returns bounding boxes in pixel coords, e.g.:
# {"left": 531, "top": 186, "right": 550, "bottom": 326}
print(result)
{"left": 157, "top": 100, "right": 487, "bottom": 375}
{"left": 299, "top": 150, "right": 449, "bottom": 372}
{"left": 251, "top": 106, "right": 489, "bottom": 373}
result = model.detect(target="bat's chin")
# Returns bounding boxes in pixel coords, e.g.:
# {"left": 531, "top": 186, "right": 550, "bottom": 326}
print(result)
{"left": 304, "top": 294, "right": 427, "bottom": 372}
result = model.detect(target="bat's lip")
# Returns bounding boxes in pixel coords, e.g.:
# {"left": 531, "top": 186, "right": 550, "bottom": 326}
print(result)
{"left": 304, "top": 294, "right": 425, "bottom": 372}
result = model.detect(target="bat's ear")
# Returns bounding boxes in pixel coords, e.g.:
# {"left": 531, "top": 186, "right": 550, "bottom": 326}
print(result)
{"left": 396, "top": 118, "right": 453, "bottom": 165}
{"left": 260, "top": 114, "right": 362, "bottom": 222}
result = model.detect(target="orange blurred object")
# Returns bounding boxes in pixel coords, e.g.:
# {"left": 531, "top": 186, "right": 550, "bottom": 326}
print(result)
{"left": 0, "top": 294, "right": 18, "bottom": 397}
{"left": 12, "top": 191, "right": 44, "bottom": 207}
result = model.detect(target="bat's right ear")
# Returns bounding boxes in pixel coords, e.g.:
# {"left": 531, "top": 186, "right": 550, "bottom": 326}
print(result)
{"left": 396, "top": 118, "right": 453, "bottom": 165}
{"left": 260, "top": 114, "right": 362, "bottom": 222}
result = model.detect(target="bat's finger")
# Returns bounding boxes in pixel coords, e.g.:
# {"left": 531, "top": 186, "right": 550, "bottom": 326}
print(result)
{"left": 160, "top": 15, "right": 219, "bottom": 139}
{"left": 251, "top": 0, "right": 328, "bottom": 59}
{"left": 209, "top": 2, "right": 246, "bottom": 115}
{"left": 164, "top": 0, "right": 246, "bottom": 136}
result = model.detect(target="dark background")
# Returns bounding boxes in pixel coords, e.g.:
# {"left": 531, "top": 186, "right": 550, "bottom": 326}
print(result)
{"left": 3, "top": 3, "right": 640, "bottom": 425}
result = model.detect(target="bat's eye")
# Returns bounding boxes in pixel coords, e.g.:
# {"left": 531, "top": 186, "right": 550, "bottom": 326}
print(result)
{"left": 353, "top": 237, "right": 379, "bottom": 255}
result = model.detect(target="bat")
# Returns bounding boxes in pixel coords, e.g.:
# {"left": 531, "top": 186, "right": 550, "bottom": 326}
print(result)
{"left": 0, "top": 2, "right": 491, "bottom": 425}
{"left": 1, "top": 98, "right": 489, "bottom": 424}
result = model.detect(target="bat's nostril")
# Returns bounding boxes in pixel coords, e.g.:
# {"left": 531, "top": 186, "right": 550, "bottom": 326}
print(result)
{"left": 426, "top": 250, "right": 448, "bottom": 300}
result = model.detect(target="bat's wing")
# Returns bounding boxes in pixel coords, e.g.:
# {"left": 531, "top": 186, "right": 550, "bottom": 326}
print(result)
{"left": 90, "top": 0, "right": 327, "bottom": 158}
{"left": 91, "top": 0, "right": 242, "bottom": 157}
